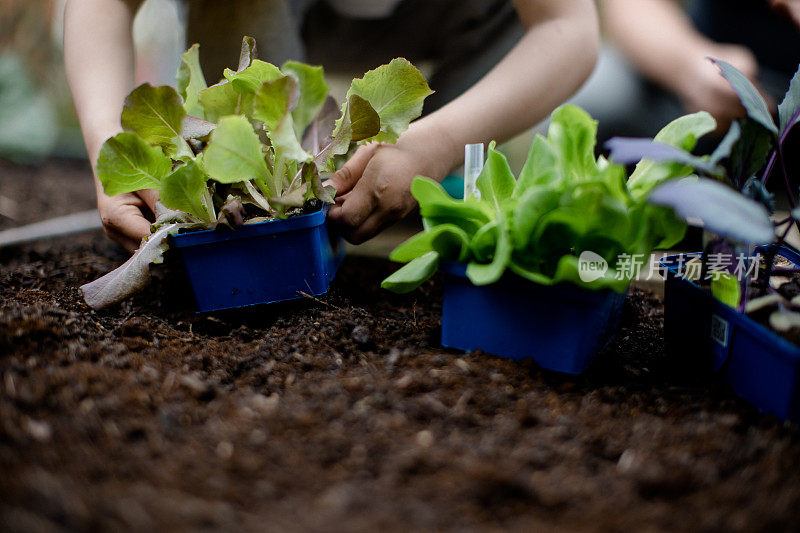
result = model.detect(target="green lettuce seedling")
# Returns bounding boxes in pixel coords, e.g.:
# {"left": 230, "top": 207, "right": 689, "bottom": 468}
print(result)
{"left": 82, "top": 36, "right": 432, "bottom": 309}
{"left": 382, "top": 105, "right": 699, "bottom": 294}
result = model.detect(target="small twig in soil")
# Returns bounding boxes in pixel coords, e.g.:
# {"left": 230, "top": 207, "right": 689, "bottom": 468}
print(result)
{"left": 297, "top": 290, "right": 345, "bottom": 312}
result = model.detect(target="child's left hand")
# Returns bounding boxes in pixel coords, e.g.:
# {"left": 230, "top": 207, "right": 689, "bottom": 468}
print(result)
{"left": 326, "top": 124, "right": 455, "bottom": 244}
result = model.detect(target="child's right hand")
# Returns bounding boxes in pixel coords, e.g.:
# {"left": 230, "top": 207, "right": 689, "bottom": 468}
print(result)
{"left": 676, "top": 43, "right": 767, "bottom": 132}
{"left": 96, "top": 187, "right": 158, "bottom": 252}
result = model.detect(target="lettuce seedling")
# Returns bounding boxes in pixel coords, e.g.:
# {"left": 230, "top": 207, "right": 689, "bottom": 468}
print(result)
{"left": 82, "top": 36, "right": 432, "bottom": 309}
{"left": 382, "top": 105, "right": 693, "bottom": 294}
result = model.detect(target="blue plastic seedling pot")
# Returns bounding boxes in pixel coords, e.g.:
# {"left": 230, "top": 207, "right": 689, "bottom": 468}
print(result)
{"left": 439, "top": 262, "right": 627, "bottom": 374}
{"left": 168, "top": 208, "right": 343, "bottom": 312}
{"left": 660, "top": 247, "right": 800, "bottom": 421}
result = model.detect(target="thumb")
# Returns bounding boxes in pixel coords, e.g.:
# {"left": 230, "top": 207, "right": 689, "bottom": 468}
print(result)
{"left": 326, "top": 142, "right": 379, "bottom": 197}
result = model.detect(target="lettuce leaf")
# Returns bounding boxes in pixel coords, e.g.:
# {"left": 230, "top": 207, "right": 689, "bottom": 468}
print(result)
{"left": 344, "top": 58, "right": 432, "bottom": 143}
{"left": 81, "top": 223, "right": 184, "bottom": 310}
{"left": 96, "top": 132, "right": 172, "bottom": 195}
{"left": 176, "top": 44, "right": 207, "bottom": 118}
{"left": 382, "top": 104, "right": 691, "bottom": 294}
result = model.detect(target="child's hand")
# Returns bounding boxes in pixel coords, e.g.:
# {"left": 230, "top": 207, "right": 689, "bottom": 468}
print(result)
{"left": 326, "top": 127, "right": 454, "bottom": 244}
{"left": 96, "top": 188, "right": 158, "bottom": 252}
{"left": 677, "top": 43, "right": 767, "bottom": 132}
{"left": 768, "top": 0, "right": 800, "bottom": 28}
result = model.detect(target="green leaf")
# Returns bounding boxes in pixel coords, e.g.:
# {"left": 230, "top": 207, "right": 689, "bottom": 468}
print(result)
{"left": 710, "top": 58, "right": 778, "bottom": 135}
{"left": 476, "top": 143, "right": 515, "bottom": 211}
{"left": 202, "top": 115, "right": 270, "bottom": 186}
{"left": 160, "top": 159, "right": 210, "bottom": 220}
{"left": 547, "top": 105, "right": 598, "bottom": 180}
{"left": 470, "top": 221, "right": 499, "bottom": 263}
{"left": 515, "top": 134, "right": 560, "bottom": 195}
{"left": 318, "top": 95, "right": 381, "bottom": 170}
{"left": 466, "top": 220, "right": 511, "bottom": 285}
{"left": 512, "top": 185, "right": 561, "bottom": 250}
{"left": 411, "top": 177, "right": 493, "bottom": 224}
{"left": 711, "top": 272, "right": 742, "bottom": 308}
{"left": 507, "top": 260, "right": 555, "bottom": 286}
{"left": 253, "top": 76, "right": 311, "bottom": 163}
{"left": 640, "top": 204, "right": 687, "bottom": 250}
{"left": 176, "top": 44, "right": 207, "bottom": 118}
{"left": 300, "top": 161, "right": 336, "bottom": 204}
{"left": 381, "top": 251, "right": 439, "bottom": 293}
{"left": 525, "top": 208, "right": 588, "bottom": 272}
{"left": 551, "top": 255, "right": 629, "bottom": 293}
{"left": 779, "top": 64, "right": 800, "bottom": 135}
{"left": 346, "top": 58, "right": 433, "bottom": 143}
{"left": 390, "top": 224, "right": 470, "bottom": 263}
{"left": 653, "top": 110, "right": 717, "bottom": 149}
{"left": 96, "top": 132, "right": 172, "bottom": 195}
{"left": 627, "top": 111, "right": 717, "bottom": 198}
{"left": 224, "top": 59, "right": 284, "bottom": 94}
{"left": 252, "top": 76, "right": 298, "bottom": 129}
{"left": 271, "top": 183, "right": 308, "bottom": 207}
{"left": 197, "top": 82, "right": 245, "bottom": 123}
{"left": 281, "top": 61, "right": 329, "bottom": 138}
{"left": 121, "top": 83, "right": 186, "bottom": 150}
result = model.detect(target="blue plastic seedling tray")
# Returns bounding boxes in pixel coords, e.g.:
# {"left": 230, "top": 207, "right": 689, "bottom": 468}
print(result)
{"left": 440, "top": 262, "right": 627, "bottom": 374}
{"left": 660, "top": 247, "right": 800, "bottom": 421}
{"left": 169, "top": 208, "right": 343, "bottom": 312}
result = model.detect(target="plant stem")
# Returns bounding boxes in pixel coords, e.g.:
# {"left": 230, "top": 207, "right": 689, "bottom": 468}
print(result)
{"left": 761, "top": 151, "right": 777, "bottom": 186}
{"left": 287, "top": 168, "right": 303, "bottom": 192}
{"left": 273, "top": 152, "right": 286, "bottom": 198}
{"left": 775, "top": 143, "right": 800, "bottom": 237}
{"left": 202, "top": 188, "right": 216, "bottom": 222}
{"left": 244, "top": 180, "right": 274, "bottom": 214}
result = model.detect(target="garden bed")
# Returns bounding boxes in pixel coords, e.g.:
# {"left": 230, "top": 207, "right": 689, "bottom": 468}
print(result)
{"left": 1, "top": 159, "right": 800, "bottom": 531}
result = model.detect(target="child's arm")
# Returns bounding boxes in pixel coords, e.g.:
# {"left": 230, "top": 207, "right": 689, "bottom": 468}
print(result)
{"left": 64, "top": 0, "right": 155, "bottom": 252}
{"left": 327, "top": 0, "right": 600, "bottom": 244}
{"left": 601, "top": 0, "right": 760, "bottom": 130}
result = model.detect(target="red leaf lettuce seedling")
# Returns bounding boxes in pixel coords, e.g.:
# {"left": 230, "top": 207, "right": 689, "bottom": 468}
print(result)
{"left": 82, "top": 36, "right": 432, "bottom": 309}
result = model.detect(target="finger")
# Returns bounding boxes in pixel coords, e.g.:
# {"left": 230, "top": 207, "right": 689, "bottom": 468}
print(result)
{"left": 102, "top": 205, "right": 152, "bottom": 244}
{"left": 341, "top": 209, "right": 397, "bottom": 245}
{"left": 136, "top": 188, "right": 159, "bottom": 221}
{"left": 326, "top": 143, "right": 379, "bottom": 197}
{"left": 104, "top": 227, "right": 143, "bottom": 253}
{"left": 327, "top": 186, "right": 377, "bottom": 241}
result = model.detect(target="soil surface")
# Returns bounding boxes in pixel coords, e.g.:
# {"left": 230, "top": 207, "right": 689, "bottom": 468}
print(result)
{"left": 2, "top": 159, "right": 800, "bottom": 532}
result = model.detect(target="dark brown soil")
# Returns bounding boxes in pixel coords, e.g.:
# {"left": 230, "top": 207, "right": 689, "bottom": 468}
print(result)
{"left": 2, "top": 159, "right": 800, "bottom": 532}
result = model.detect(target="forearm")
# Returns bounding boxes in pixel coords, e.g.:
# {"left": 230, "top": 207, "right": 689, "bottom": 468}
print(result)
{"left": 400, "top": 0, "right": 600, "bottom": 177}
{"left": 64, "top": 0, "right": 139, "bottom": 168}
{"left": 601, "top": 0, "right": 714, "bottom": 94}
